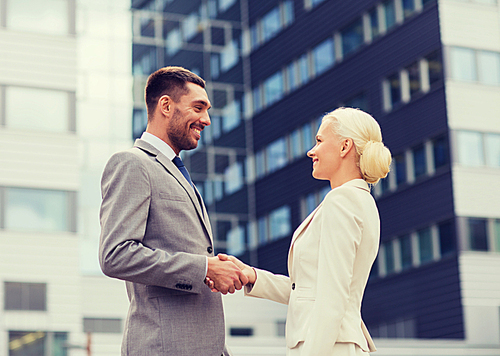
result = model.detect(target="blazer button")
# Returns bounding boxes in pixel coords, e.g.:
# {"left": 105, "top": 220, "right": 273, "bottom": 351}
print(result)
{"left": 291, "top": 283, "right": 295, "bottom": 290}
{"left": 207, "top": 246, "right": 213, "bottom": 254}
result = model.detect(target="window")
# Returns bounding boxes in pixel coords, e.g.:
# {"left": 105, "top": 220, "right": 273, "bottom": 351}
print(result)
{"left": 388, "top": 73, "right": 401, "bottom": 108}
{"left": 383, "top": 0, "right": 396, "bottom": 31}
{"left": 450, "top": 47, "right": 476, "bottom": 82}
{"left": 3, "top": 187, "right": 76, "bottom": 232}
{"left": 341, "top": 18, "right": 363, "bottom": 56}
{"left": 219, "top": 0, "right": 237, "bottom": 12}
{"left": 4, "top": 282, "right": 46, "bottom": 311}
{"left": 221, "top": 40, "right": 239, "bottom": 73}
{"left": 250, "top": 24, "right": 260, "bottom": 50}
{"left": 495, "top": 220, "right": 500, "bottom": 252}
{"left": 283, "top": 1, "right": 295, "bottom": 26}
{"left": 263, "top": 71, "right": 284, "bottom": 107}
{"left": 426, "top": 51, "right": 443, "bottom": 86}
{"left": 267, "top": 138, "right": 288, "bottom": 173}
{"left": 269, "top": 206, "right": 291, "bottom": 240}
{"left": 252, "top": 86, "right": 262, "bottom": 113}
{"left": 285, "top": 62, "right": 299, "bottom": 92}
{"left": 210, "top": 53, "right": 220, "bottom": 79}
{"left": 290, "top": 128, "right": 303, "bottom": 159}
{"left": 485, "top": 133, "right": 500, "bottom": 167}
{"left": 6, "top": 0, "right": 69, "bottom": 35}
{"left": 227, "top": 226, "right": 245, "bottom": 256}
{"left": 418, "top": 228, "right": 433, "bottom": 263}
{"left": 412, "top": 145, "right": 427, "bottom": 178}
{"left": 302, "top": 123, "right": 313, "bottom": 153}
{"left": 305, "top": 192, "right": 317, "bottom": 217}
{"left": 230, "top": 327, "right": 254, "bottom": 337}
{"left": 258, "top": 216, "right": 268, "bottom": 244}
{"left": 345, "top": 93, "right": 369, "bottom": 112}
{"left": 225, "top": 162, "right": 243, "bottom": 194}
{"left": 255, "top": 150, "right": 266, "bottom": 178}
{"left": 457, "top": 131, "right": 485, "bottom": 166}
{"left": 261, "top": 7, "right": 281, "bottom": 43}
{"left": 402, "top": 0, "right": 416, "bottom": 18}
{"left": 400, "top": 234, "right": 413, "bottom": 270}
{"left": 469, "top": 218, "right": 488, "bottom": 251}
{"left": 368, "top": 7, "right": 380, "bottom": 39}
{"left": 222, "top": 100, "right": 241, "bottom": 133}
{"left": 166, "top": 28, "right": 182, "bottom": 56}
{"left": 5, "top": 86, "right": 73, "bottom": 133}
{"left": 384, "top": 241, "right": 395, "bottom": 274}
{"left": 477, "top": 50, "right": 500, "bottom": 85}
{"left": 83, "top": 318, "right": 122, "bottom": 333}
{"left": 306, "top": 0, "right": 327, "bottom": 9}
{"left": 406, "top": 61, "right": 421, "bottom": 97}
{"left": 9, "top": 331, "right": 67, "bottom": 356}
{"left": 438, "top": 221, "right": 455, "bottom": 255}
{"left": 312, "top": 38, "right": 335, "bottom": 75}
{"left": 298, "top": 54, "right": 310, "bottom": 86}
{"left": 394, "top": 154, "right": 407, "bottom": 185}
{"left": 181, "top": 12, "right": 199, "bottom": 41}
{"left": 433, "top": 136, "right": 449, "bottom": 168}
{"left": 133, "top": 109, "right": 148, "bottom": 140}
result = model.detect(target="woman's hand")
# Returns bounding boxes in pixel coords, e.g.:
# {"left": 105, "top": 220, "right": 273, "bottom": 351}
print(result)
{"left": 217, "top": 254, "right": 257, "bottom": 284}
{"left": 204, "top": 254, "right": 257, "bottom": 292}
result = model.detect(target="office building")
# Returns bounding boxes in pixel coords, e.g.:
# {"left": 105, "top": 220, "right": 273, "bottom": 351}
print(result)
{"left": 0, "top": 0, "right": 131, "bottom": 355}
{"left": 130, "top": 0, "right": 500, "bottom": 354}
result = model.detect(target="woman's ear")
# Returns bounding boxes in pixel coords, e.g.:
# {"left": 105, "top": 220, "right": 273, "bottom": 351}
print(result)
{"left": 340, "top": 138, "right": 354, "bottom": 157}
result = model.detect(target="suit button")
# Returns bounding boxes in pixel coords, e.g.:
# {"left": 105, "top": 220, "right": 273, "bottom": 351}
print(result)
{"left": 292, "top": 283, "right": 295, "bottom": 290}
{"left": 207, "top": 246, "right": 213, "bottom": 254}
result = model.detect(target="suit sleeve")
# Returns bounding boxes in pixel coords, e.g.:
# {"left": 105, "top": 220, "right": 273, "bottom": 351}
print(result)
{"left": 244, "top": 268, "right": 291, "bottom": 305}
{"left": 99, "top": 151, "right": 206, "bottom": 293}
{"left": 300, "top": 188, "right": 363, "bottom": 355}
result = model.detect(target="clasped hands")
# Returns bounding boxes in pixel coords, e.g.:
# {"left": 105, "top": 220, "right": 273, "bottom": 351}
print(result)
{"left": 205, "top": 254, "right": 256, "bottom": 294}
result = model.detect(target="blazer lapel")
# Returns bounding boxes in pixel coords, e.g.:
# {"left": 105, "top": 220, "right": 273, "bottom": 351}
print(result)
{"left": 288, "top": 202, "right": 323, "bottom": 273}
{"left": 134, "top": 140, "right": 213, "bottom": 243}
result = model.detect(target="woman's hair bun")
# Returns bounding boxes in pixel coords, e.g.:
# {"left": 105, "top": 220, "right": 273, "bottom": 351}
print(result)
{"left": 322, "top": 107, "right": 392, "bottom": 185}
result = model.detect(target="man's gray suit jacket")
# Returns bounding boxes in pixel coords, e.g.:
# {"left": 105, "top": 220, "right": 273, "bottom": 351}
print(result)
{"left": 99, "top": 139, "right": 229, "bottom": 356}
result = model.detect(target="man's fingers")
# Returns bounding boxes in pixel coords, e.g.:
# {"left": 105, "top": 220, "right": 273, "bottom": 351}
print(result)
{"left": 217, "top": 253, "right": 229, "bottom": 261}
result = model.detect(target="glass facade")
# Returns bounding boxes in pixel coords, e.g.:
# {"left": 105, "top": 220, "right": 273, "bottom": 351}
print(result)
{"left": 3, "top": 188, "right": 74, "bottom": 232}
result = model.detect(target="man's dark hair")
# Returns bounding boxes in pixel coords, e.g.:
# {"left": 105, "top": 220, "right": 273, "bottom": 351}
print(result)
{"left": 145, "top": 66, "right": 205, "bottom": 120}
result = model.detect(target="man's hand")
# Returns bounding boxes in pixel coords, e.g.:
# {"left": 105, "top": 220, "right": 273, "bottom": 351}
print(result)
{"left": 217, "top": 254, "right": 256, "bottom": 284}
{"left": 206, "top": 257, "right": 249, "bottom": 294}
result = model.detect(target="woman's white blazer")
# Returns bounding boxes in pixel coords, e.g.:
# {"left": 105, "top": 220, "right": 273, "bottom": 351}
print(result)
{"left": 245, "top": 179, "right": 378, "bottom": 355}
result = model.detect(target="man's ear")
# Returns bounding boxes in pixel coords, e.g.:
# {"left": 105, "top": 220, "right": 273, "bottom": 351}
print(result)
{"left": 340, "top": 138, "right": 354, "bottom": 157}
{"left": 158, "top": 95, "right": 172, "bottom": 116}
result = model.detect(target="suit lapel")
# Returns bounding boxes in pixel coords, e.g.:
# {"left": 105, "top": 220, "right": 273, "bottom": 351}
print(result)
{"left": 134, "top": 140, "right": 213, "bottom": 243}
{"left": 288, "top": 202, "right": 323, "bottom": 273}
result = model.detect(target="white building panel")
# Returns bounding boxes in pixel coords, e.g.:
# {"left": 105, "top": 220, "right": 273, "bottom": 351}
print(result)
{"left": 0, "top": 31, "right": 77, "bottom": 90}
{"left": 459, "top": 252, "right": 500, "bottom": 344}
{"left": 452, "top": 167, "right": 500, "bottom": 218}
{"left": 445, "top": 82, "right": 500, "bottom": 133}
{"left": 0, "top": 130, "right": 80, "bottom": 190}
{"left": 439, "top": 0, "right": 500, "bottom": 51}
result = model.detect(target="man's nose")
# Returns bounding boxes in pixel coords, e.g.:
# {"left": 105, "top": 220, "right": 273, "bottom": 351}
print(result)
{"left": 201, "top": 112, "right": 211, "bottom": 126}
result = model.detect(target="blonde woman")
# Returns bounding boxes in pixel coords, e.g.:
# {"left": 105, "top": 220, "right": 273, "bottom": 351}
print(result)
{"left": 210, "top": 107, "right": 392, "bottom": 355}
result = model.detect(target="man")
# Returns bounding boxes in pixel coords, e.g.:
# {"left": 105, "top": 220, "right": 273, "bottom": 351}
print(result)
{"left": 99, "top": 66, "right": 247, "bottom": 356}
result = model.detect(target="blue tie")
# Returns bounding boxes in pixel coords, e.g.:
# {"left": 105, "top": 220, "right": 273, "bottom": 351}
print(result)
{"left": 172, "top": 156, "right": 193, "bottom": 187}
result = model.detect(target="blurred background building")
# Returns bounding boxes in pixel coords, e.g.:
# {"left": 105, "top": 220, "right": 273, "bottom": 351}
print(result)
{"left": 131, "top": 0, "right": 500, "bottom": 354}
{"left": 1, "top": 0, "right": 499, "bottom": 355}
{"left": 0, "top": 0, "right": 130, "bottom": 355}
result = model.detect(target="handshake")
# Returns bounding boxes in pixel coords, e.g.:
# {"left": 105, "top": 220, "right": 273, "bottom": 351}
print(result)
{"left": 205, "top": 254, "right": 256, "bottom": 294}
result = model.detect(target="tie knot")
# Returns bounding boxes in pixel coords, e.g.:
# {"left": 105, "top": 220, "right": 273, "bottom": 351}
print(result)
{"left": 172, "top": 156, "right": 185, "bottom": 168}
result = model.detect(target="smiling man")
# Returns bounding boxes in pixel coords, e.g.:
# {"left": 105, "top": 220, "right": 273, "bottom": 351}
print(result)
{"left": 99, "top": 67, "right": 247, "bottom": 356}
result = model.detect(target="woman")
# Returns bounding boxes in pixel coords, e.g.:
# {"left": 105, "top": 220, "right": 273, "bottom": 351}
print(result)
{"left": 214, "top": 107, "right": 392, "bottom": 355}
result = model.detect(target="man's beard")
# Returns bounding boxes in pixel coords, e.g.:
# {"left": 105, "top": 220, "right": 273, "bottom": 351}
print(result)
{"left": 167, "top": 108, "right": 198, "bottom": 153}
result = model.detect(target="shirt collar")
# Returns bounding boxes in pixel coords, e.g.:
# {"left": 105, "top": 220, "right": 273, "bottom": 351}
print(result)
{"left": 141, "top": 132, "right": 177, "bottom": 161}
